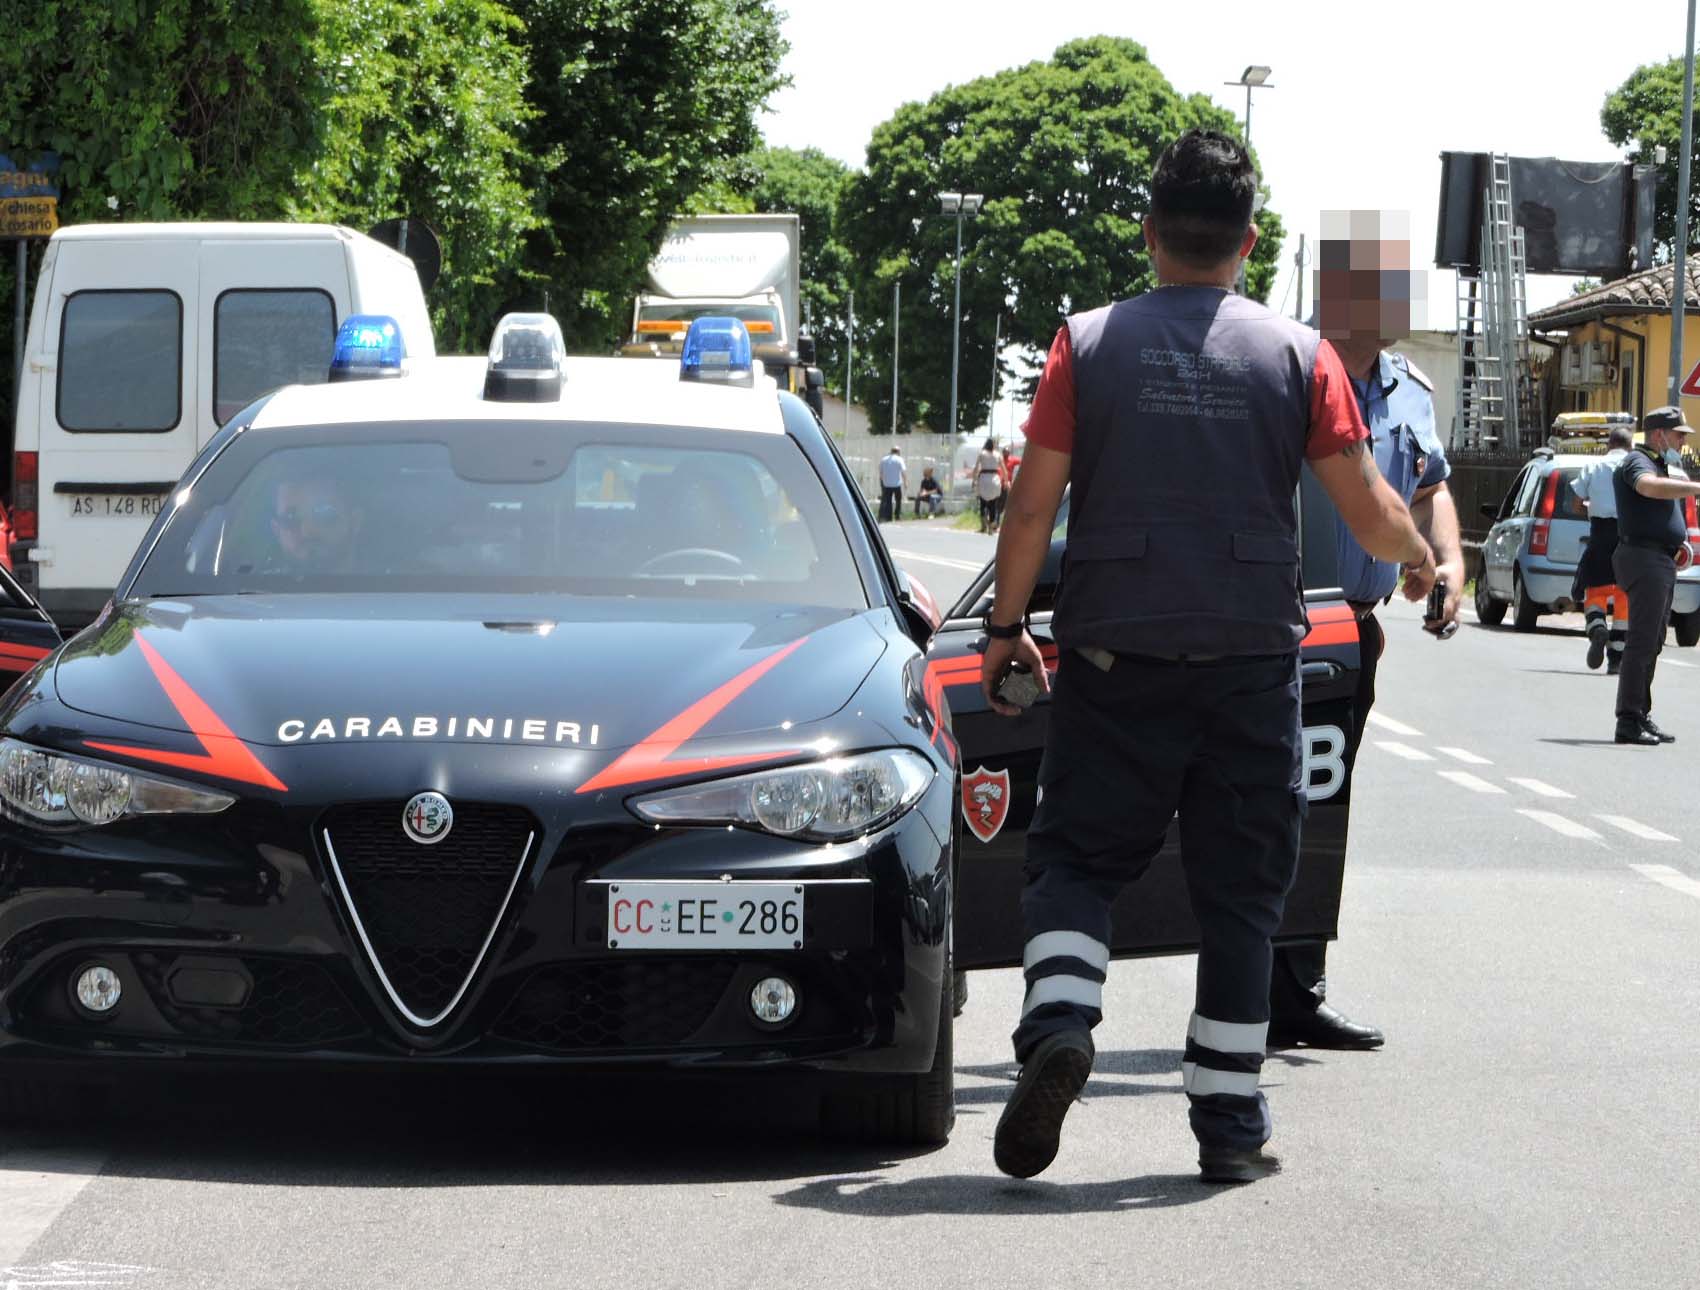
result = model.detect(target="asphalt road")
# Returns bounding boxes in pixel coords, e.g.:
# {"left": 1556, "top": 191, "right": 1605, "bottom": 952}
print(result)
{"left": 4, "top": 519, "right": 1698, "bottom": 1288}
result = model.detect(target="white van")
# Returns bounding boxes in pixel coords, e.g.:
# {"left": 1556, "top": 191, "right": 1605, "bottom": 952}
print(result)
{"left": 11, "top": 223, "right": 435, "bottom": 624}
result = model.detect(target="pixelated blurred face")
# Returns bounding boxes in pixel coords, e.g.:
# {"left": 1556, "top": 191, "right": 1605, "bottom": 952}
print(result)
{"left": 1315, "top": 210, "right": 1421, "bottom": 345}
{"left": 272, "top": 478, "right": 357, "bottom": 566}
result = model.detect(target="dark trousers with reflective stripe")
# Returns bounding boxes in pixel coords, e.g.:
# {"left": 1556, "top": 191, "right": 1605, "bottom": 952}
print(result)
{"left": 1014, "top": 648, "right": 1304, "bottom": 1150}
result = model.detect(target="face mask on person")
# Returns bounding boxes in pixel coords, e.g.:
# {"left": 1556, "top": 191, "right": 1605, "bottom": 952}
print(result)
{"left": 1666, "top": 448, "right": 1684, "bottom": 469}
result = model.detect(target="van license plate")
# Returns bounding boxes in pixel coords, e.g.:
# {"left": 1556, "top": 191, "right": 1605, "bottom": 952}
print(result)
{"left": 606, "top": 882, "right": 804, "bottom": 950}
{"left": 68, "top": 495, "right": 165, "bottom": 518}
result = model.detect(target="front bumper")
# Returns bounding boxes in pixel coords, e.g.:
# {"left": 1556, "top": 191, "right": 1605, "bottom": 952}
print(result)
{"left": 0, "top": 785, "right": 952, "bottom": 1077}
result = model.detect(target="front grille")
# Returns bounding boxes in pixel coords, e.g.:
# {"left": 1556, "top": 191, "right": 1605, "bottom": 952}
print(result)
{"left": 493, "top": 958, "right": 738, "bottom": 1051}
{"left": 134, "top": 952, "right": 364, "bottom": 1047}
{"left": 322, "top": 801, "right": 534, "bottom": 1024}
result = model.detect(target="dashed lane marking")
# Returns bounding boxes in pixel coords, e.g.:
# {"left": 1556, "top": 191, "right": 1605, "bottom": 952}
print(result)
{"left": 1630, "top": 863, "right": 1700, "bottom": 900}
{"left": 0, "top": 1149, "right": 110, "bottom": 1266}
{"left": 1507, "top": 777, "right": 1573, "bottom": 799}
{"left": 1366, "top": 712, "right": 1423, "bottom": 737}
{"left": 1663, "top": 658, "right": 1696, "bottom": 668}
{"left": 1436, "top": 746, "right": 1493, "bottom": 765}
{"left": 1437, "top": 770, "right": 1505, "bottom": 794}
{"left": 1597, "top": 815, "right": 1679, "bottom": 842}
{"left": 1517, "top": 809, "right": 1602, "bottom": 840}
{"left": 1374, "top": 741, "right": 1433, "bottom": 761}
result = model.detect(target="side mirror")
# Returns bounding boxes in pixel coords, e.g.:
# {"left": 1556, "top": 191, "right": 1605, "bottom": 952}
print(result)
{"left": 1480, "top": 503, "right": 1499, "bottom": 522}
{"left": 896, "top": 569, "right": 942, "bottom": 643}
{"left": 796, "top": 333, "right": 817, "bottom": 365}
{"left": 803, "top": 366, "right": 826, "bottom": 421}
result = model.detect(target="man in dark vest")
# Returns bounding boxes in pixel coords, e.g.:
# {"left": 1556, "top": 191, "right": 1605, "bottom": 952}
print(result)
{"left": 1611, "top": 405, "right": 1700, "bottom": 745}
{"left": 979, "top": 129, "right": 1435, "bottom": 1185}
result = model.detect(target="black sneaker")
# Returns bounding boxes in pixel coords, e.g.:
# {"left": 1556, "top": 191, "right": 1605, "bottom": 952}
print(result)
{"left": 1199, "top": 1145, "right": 1283, "bottom": 1184}
{"left": 993, "top": 1030, "right": 1094, "bottom": 1179}
{"left": 1586, "top": 622, "right": 1608, "bottom": 670}
{"left": 1607, "top": 654, "right": 1622, "bottom": 676}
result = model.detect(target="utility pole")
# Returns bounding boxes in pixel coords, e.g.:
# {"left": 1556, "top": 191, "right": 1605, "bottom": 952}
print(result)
{"left": 844, "top": 289, "right": 854, "bottom": 432}
{"left": 989, "top": 312, "right": 1002, "bottom": 439}
{"left": 890, "top": 281, "right": 900, "bottom": 434}
{"left": 1294, "top": 233, "right": 1306, "bottom": 323}
{"left": 1672, "top": 0, "right": 1698, "bottom": 401}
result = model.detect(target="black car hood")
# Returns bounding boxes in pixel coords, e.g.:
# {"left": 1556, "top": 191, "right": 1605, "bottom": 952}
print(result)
{"left": 53, "top": 596, "right": 885, "bottom": 751}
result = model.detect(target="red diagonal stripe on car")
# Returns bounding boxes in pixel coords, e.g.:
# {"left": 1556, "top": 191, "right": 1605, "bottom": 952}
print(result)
{"left": 575, "top": 638, "right": 808, "bottom": 795}
{"left": 85, "top": 634, "right": 288, "bottom": 792}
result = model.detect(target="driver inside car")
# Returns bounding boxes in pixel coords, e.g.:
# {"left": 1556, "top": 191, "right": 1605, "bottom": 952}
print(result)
{"left": 266, "top": 472, "right": 364, "bottom": 574}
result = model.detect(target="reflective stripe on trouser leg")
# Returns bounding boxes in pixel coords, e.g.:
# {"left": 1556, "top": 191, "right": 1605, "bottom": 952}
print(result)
{"left": 1013, "top": 930, "right": 1109, "bottom": 1058}
{"left": 1181, "top": 1012, "right": 1266, "bottom": 1099}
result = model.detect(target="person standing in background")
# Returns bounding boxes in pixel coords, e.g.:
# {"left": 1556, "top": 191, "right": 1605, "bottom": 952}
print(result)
{"left": 878, "top": 444, "right": 906, "bottom": 523}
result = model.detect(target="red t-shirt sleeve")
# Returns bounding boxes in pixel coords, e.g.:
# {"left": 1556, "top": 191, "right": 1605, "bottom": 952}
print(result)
{"left": 1022, "top": 326, "right": 1076, "bottom": 453}
{"left": 1307, "top": 340, "right": 1369, "bottom": 459}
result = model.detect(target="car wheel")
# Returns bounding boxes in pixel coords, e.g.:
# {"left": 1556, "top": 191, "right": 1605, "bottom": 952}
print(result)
{"left": 819, "top": 967, "right": 955, "bottom": 1146}
{"left": 1512, "top": 571, "right": 1540, "bottom": 633}
{"left": 1675, "top": 608, "right": 1700, "bottom": 648}
{"left": 1474, "top": 577, "right": 1507, "bottom": 626}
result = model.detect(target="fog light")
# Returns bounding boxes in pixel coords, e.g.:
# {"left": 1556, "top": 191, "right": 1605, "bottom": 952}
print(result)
{"left": 749, "top": 976, "right": 797, "bottom": 1026}
{"left": 74, "top": 964, "right": 122, "bottom": 1014}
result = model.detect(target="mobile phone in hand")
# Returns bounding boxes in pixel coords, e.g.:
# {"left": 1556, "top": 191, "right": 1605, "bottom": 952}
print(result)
{"left": 1423, "top": 579, "right": 1457, "bottom": 639}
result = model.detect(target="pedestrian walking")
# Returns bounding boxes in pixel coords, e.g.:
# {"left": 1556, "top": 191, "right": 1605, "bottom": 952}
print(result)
{"left": 979, "top": 129, "right": 1435, "bottom": 1185}
{"left": 975, "top": 440, "right": 1006, "bottom": 533}
{"left": 1611, "top": 406, "right": 1700, "bottom": 745}
{"left": 878, "top": 444, "right": 906, "bottom": 522}
{"left": 1267, "top": 210, "right": 1467, "bottom": 1052}
{"left": 1571, "top": 427, "right": 1633, "bottom": 674}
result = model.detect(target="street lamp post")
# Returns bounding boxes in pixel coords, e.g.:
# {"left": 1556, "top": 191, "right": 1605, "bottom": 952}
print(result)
{"left": 1224, "top": 65, "right": 1272, "bottom": 296}
{"left": 939, "top": 192, "right": 984, "bottom": 439}
{"left": 1671, "top": 0, "right": 1697, "bottom": 402}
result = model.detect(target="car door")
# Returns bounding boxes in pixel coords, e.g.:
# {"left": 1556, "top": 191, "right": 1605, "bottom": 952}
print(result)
{"left": 935, "top": 473, "right": 1360, "bottom": 971}
{"left": 0, "top": 562, "right": 64, "bottom": 692}
{"left": 1484, "top": 465, "right": 1532, "bottom": 598}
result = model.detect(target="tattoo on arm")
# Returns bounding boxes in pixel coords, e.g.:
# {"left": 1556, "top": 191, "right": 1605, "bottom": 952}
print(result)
{"left": 1339, "top": 439, "right": 1379, "bottom": 486}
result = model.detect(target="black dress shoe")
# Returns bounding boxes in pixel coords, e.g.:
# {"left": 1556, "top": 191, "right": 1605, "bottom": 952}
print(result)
{"left": 1616, "top": 722, "right": 1661, "bottom": 746}
{"left": 1199, "top": 1145, "right": 1283, "bottom": 1184}
{"left": 994, "top": 1030, "right": 1093, "bottom": 1179}
{"left": 1267, "top": 1002, "right": 1384, "bottom": 1050}
{"left": 1642, "top": 718, "right": 1676, "bottom": 744}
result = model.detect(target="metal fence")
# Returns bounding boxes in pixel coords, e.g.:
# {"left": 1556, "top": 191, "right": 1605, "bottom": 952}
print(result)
{"left": 829, "top": 431, "right": 966, "bottom": 508}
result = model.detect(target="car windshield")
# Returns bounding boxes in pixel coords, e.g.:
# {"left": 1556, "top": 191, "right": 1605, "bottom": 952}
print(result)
{"left": 131, "top": 420, "right": 867, "bottom": 610}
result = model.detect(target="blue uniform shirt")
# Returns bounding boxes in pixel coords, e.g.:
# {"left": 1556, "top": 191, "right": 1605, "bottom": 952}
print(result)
{"left": 1334, "top": 350, "right": 1450, "bottom": 603}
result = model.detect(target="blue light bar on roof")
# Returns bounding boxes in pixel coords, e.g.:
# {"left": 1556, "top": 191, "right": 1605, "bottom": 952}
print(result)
{"left": 680, "top": 317, "right": 754, "bottom": 387}
{"left": 328, "top": 315, "right": 405, "bottom": 382}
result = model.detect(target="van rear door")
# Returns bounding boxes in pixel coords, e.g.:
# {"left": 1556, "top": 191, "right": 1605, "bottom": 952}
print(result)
{"left": 35, "top": 238, "right": 200, "bottom": 620}
{"left": 197, "top": 238, "right": 349, "bottom": 436}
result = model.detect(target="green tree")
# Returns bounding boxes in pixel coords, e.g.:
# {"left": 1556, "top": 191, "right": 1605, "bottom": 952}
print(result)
{"left": 502, "top": 0, "right": 788, "bottom": 350}
{"left": 1602, "top": 57, "right": 1696, "bottom": 259}
{"left": 838, "top": 36, "right": 1285, "bottom": 435}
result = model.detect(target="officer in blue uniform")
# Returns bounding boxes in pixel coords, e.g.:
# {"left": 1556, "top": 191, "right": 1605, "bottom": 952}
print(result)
{"left": 1274, "top": 225, "right": 1466, "bottom": 1049}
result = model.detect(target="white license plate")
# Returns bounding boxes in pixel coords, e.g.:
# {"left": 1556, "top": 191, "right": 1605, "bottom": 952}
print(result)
{"left": 66, "top": 494, "right": 165, "bottom": 519}
{"left": 606, "top": 881, "right": 803, "bottom": 950}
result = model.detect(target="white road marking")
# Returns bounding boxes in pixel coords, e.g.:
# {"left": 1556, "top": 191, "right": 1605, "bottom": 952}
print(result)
{"left": 1507, "top": 777, "right": 1574, "bottom": 799}
{"left": 1630, "top": 863, "right": 1700, "bottom": 900}
{"left": 1596, "top": 815, "right": 1679, "bottom": 842}
{"left": 1436, "top": 746, "right": 1493, "bottom": 765}
{"left": 1662, "top": 658, "right": 1696, "bottom": 668}
{"left": 1516, "top": 809, "right": 1602, "bottom": 840}
{"left": 1366, "top": 712, "right": 1423, "bottom": 736}
{"left": 884, "top": 549, "right": 985, "bottom": 573}
{"left": 1437, "top": 770, "right": 1505, "bottom": 794}
{"left": 0, "top": 1261, "right": 151, "bottom": 1286}
{"left": 1373, "top": 741, "right": 1433, "bottom": 761}
{"left": 0, "top": 1150, "right": 110, "bottom": 1266}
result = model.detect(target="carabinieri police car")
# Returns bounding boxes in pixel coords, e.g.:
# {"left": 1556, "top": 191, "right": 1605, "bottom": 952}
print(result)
{"left": 0, "top": 314, "right": 962, "bottom": 1143}
{"left": 0, "top": 311, "right": 1363, "bottom": 1146}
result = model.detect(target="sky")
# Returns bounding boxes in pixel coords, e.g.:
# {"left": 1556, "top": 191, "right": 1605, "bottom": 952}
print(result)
{"left": 758, "top": 0, "right": 1693, "bottom": 434}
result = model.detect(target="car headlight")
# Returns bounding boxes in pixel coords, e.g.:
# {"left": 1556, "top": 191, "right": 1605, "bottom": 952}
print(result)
{"left": 630, "top": 749, "right": 934, "bottom": 841}
{"left": 0, "top": 738, "right": 236, "bottom": 829}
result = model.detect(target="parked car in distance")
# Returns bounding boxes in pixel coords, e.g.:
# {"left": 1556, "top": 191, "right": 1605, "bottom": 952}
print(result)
{"left": 1475, "top": 443, "right": 1700, "bottom": 642}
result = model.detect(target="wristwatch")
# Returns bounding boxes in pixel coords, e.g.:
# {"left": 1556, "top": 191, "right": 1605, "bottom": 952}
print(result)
{"left": 983, "top": 614, "right": 1024, "bottom": 640}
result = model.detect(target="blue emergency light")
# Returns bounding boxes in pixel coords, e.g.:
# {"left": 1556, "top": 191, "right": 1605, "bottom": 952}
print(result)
{"left": 679, "top": 317, "right": 754, "bottom": 387}
{"left": 328, "top": 315, "right": 405, "bottom": 382}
